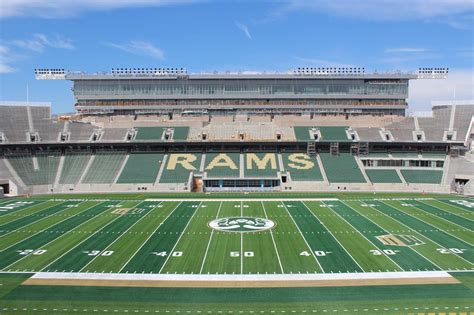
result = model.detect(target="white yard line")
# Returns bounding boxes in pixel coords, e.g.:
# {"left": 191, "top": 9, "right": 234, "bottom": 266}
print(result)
{"left": 303, "top": 201, "right": 366, "bottom": 272}
{"left": 199, "top": 201, "right": 222, "bottom": 274}
{"left": 322, "top": 200, "right": 402, "bottom": 272}
{"left": 389, "top": 201, "right": 473, "bottom": 246}
{"left": 79, "top": 201, "right": 158, "bottom": 272}
{"left": 0, "top": 201, "right": 87, "bottom": 253}
{"left": 261, "top": 201, "right": 284, "bottom": 274}
{"left": 280, "top": 201, "right": 324, "bottom": 273}
{"left": 0, "top": 200, "right": 74, "bottom": 240}
{"left": 117, "top": 201, "right": 183, "bottom": 273}
{"left": 417, "top": 200, "right": 474, "bottom": 224}
{"left": 158, "top": 201, "right": 202, "bottom": 274}
{"left": 1, "top": 201, "right": 108, "bottom": 271}
{"left": 347, "top": 201, "right": 443, "bottom": 271}
{"left": 38, "top": 201, "right": 126, "bottom": 272}
{"left": 375, "top": 200, "right": 474, "bottom": 267}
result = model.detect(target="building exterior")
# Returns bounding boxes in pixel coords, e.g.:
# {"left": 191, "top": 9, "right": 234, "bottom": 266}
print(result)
{"left": 35, "top": 67, "right": 447, "bottom": 116}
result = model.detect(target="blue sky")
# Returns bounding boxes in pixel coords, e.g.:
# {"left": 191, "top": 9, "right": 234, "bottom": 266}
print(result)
{"left": 0, "top": 0, "right": 473, "bottom": 113}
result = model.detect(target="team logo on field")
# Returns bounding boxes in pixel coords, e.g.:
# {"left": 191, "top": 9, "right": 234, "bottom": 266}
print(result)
{"left": 208, "top": 217, "right": 275, "bottom": 233}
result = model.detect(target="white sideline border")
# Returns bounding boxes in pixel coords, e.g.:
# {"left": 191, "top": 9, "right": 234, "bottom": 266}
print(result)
{"left": 145, "top": 198, "right": 340, "bottom": 202}
{"left": 29, "top": 270, "right": 455, "bottom": 282}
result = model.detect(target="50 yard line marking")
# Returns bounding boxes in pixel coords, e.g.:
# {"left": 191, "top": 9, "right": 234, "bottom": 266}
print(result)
{"left": 261, "top": 201, "right": 284, "bottom": 274}
{"left": 199, "top": 201, "right": 222, "bottom": 274}
{"left": 280, "top": 201, "right": 324, "bottom": 273}
{"left": 117, "top": 201, "right": 183, "bottom": 273}
{"left": 158, "top": 201, "right": 202, "bottom": 274}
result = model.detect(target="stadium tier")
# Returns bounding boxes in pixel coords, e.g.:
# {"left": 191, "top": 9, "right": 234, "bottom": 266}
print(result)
{"left": 0, "top": 78, "right": 472, "bottom": 195}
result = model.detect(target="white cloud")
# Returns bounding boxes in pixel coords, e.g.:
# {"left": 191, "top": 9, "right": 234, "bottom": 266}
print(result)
{"left": 12, "top": 34, "right": 74, "bottom": 52}
{"left": 105, "top": 41, "right": 165, "bottom": 60}
{"left": 1, "top": 0, "right": 199, "bottom": 19}
{"left": 385, "top": 48, "right": 429, "bottom": 53}
{"left": 270, "top": 0, "right": 473, "bottom": 24}
{"left": 235, "top": 22, "right": 252, "bottom": 40}
{"left": 0, "top": 45, "right": 16, "bottom": 73}
{"left": 408, "top": 69, "right": 474, "bottom": 111}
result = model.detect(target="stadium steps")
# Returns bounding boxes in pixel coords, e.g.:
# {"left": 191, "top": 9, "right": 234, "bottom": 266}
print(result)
{"left": 53, "top": 155, "right": 65, "bottom": 187}
{"left": 282, "top": 153, "right": 323, "bottom": 182}
{"left": 239, "top": 154, "right": 244, "bottom": 178}
{"left": 354, "top": 157, "right": 371, "bottom": 183}
{"left": 60, "top": 153, "right": 92, "bottom": 185}
{"left": 200, "top": 153, "right": 206, "bottom": 172}
{"left": 1, "top": 158, "right": 27, "bottom": 189}
{"left": 117, "top": 152, "right": 165, "bottom": 184}
{"left": 113, "top": 154, "right": 130, "bottom": 184}
{"left": 441, "top": 156, "right": 450, "bottom": 185}
{"left": 154, "top": 154, "right": 168, "bottom": 185}
{"left": 277, "top": 153, "right": 285, "bottom": 172}
{"left": 82, "top": 151, "right": 127, "bottom": 184}
{"left": 319, "top": 153, "right": 367, "bottom": 183}
{"left": 315, "top": 154, "right": 329, "bottom": 183}
{"left": 395, "top": 169, "right": 407, "bottom": 184}
{"left": 77, "top": 154, "right": 95, "bottom": 185}
{"left": 449, "top": 104, "right": 457, "bottom": 130}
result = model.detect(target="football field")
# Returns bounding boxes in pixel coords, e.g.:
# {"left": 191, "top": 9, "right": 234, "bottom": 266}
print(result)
{"left": 0, "top": 193, "right": 473, "bottom": 314}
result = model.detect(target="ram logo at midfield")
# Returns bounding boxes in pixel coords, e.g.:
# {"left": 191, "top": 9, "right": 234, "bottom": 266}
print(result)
{"left": 208, "top": 217, "right": 275, "bottom": 232}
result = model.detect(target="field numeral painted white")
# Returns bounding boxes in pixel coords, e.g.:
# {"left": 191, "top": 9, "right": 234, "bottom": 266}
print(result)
{"left": 17, "top": 249, "right": 47, "bottom": 255}
{"left": 83, "top": 250, "right": 114, "bottom": 256}
{"left": 437, "top": 248, "right": 466, "bottom": 254}
{"left": 370, "top": 249, "right": 399, "bottom": 256}
{"left": 230, "top": 251, "right": 254, "bottom": 257}
{"left": 151, "top": 251, "right": 183, "bottom": 257}
{"left": 300, "top": 251, "right": 331, "bottom": 257}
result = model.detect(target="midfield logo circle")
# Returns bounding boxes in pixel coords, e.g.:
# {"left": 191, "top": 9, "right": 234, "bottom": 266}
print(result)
{"left": 208, "top": 217, "right": 275, "bottom": 233}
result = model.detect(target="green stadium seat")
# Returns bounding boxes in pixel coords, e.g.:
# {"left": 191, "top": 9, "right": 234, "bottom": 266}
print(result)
{"left": 401, "top": 170, "right": 443, "bottom": 184}
{"left": 319, "top": 153, "right": 366, "bottom": 183}
{"left": 7, "top": 152, "right": 60, "bottom": 185}
{"left": 159, "top": 153, "right": 202, "bottom": 183}
{"left": 244, "top": 153, "right": 279, "bottom": 178}
{"left": 366, "top": 169, "right": 402, "bottom": 183}
{"left": 59, "top": 153, "right": 91, "bottom": 185}
{"left": 82, "top": 151, "right": 126, "bottom": 184}
{"left": 117, "top": 152, "right": 164, "bottom": 184}
{"left": 204, "top": 153, "right": 240, "bottom": 178}
{"left": 282, "top": 153, "right": 323, "bottom": 181}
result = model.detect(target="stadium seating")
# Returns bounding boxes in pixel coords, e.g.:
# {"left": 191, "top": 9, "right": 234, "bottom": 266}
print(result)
{"left": 117, "top": 152, "right": 164, "bottom": 183}
{"left": 400, "top": 169, "right": 443, "bottom": 184}
{"left": 159, "top": 153, "right": 202, "bottom": 183}
{"left": 101, "top": 128, "right": 127, "bottom": 141}
{"left": 365, "top": 169, "right": 402, "bottom": 183}
{"left": 7, "top": 152, "right": 60, "bottom": 185}
{"left": 244, "top": 153, "right": 279, "bottom": 178}
{"left": 318, "top": 126, "right": 350, "bottom": 141}
{"left": 204, "top": 153, "right": 240, "bottom": 178}
{"left": 390, "top": 152, "right": 420, "bottom": 158}
{"left": 59, "top": 153, "right": 91, "bottom": 185}
{"left": 81, "top": 151, "right": 126, "bottom": 184}
{"left": 319, "top": 153, "right": 366, "bottom": 183}
{"left": 282, "top": 153, "right": 323, "bottom": 181}
{"left": 134, "top": 127, "right": 189, "bottom": 141}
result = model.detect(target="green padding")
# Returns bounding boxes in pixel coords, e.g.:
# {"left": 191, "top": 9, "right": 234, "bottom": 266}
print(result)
{"left": 401, "top": 169, "right": 443, "bottom": 184}
{"left": 159, "top": 153, "right": 202, "bottom": 183}
{"left": 82, "top": 152, "right": 126, "bottom": 184}
{"left": 320, "top": 153, "right": 366, "bottom": 183}
{"left": 204, "top": 153, "right": 240, "bottom": 178}
{"left": 282, "top": 153, "right": 323, "bottom": 181}
{"left": 244, "top": 153, "right": 279, "bottom": 178}
{"left": 7, "top": 153, "right": 60, "bottom": 185}
{"left": 59, "top": 153, "right": 90, "bottom": 185}
{"left": 117, "top": 153, "right": 164, "bottom": 183}
{"left": 366, "top": 169, "right": 402, "bottom": 183}
{"left": 391, "top": 152, "right": 419, "bottom": 158}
